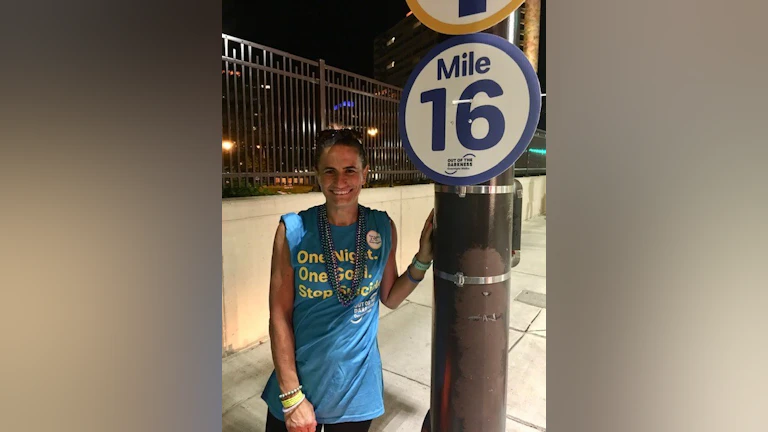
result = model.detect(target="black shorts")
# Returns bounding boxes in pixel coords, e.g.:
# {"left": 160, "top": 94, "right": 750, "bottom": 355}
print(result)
{"left": 265, "top": 409, "right": 373, "bottom": 432}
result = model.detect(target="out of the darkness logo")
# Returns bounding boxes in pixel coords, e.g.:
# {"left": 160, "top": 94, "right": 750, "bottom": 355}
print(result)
{"left": 445, "top": 153, "right": 476, "bottom": 175}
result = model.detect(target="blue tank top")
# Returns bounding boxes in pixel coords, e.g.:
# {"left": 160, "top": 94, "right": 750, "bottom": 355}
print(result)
{"left": 261, "top": 205, "right": 392, "bottom": 424}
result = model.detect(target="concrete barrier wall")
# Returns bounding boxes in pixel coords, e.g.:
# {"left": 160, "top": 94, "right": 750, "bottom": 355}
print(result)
{"left": 222, "top": 176, "right": 546, "bottom": 356}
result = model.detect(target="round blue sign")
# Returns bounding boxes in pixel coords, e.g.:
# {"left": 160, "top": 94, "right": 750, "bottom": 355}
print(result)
{"left": 398, "top": 33, "right": 541, "bottom": 185}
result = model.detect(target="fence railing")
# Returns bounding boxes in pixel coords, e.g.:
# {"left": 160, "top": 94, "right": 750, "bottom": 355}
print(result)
{"left": 221, "top": 34, "right": 545, "bottom": 189}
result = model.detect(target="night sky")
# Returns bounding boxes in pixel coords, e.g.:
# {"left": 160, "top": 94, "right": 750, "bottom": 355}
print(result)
{"left": 222, "top": 0, "right": 411, "bottom": 78}
{"left": 223, "top": 0, "right": 545, "bottom": 98}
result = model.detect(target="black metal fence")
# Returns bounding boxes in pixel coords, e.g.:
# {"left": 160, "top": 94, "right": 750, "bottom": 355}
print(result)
{"left": 221, "top": 34, "right": 545, "bottom": 189}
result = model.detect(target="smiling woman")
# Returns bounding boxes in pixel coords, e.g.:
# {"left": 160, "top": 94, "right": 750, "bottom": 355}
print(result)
{"left": 259, "top": 128, "right": 435, "bottom": 432}
{"left": 314, "top": 129, "right": 370, "bottom": 209}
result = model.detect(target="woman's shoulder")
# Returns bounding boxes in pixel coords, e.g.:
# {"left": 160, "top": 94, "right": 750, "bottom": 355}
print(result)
{"left": 297, "top": 205, "right": 320, "bottom": 217}
{"left": 362, "top": 206, "right": 393, "bottom": 229}
{"left": 359, "top": 205, "right": 383, "bottom": 216}
{"left": 280, "top": 206, "right": 321, "bottom": 249}
{"left": 284, "top": 205, "right": 319, "bottom": 222}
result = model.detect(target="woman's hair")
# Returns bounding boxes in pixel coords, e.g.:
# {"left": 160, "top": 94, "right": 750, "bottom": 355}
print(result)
{"left": 313, "top": 128, "right": 369, "bottom": 169}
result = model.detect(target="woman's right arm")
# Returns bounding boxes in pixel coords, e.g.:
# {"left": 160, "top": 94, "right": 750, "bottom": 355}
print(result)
{"left": 269, "top": 221, "right": 300, "bottom": 394}
{"left": 268, "top": 221, "right": 317, "bottom": 432}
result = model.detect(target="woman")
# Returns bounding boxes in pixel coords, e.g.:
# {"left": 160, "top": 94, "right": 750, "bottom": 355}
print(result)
{"left": 260, "top": 129, "right": 434, "bottom": 432}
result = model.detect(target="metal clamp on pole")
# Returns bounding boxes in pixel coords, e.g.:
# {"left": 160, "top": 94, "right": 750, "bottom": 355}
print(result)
{"left": 435, "top": 185, "right": 515, "bottom": 198}
{"left": 435, "top": 269, "right": 513, "bottom": 287}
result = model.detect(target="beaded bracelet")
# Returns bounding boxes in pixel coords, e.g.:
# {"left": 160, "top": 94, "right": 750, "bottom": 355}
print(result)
{"left": 279, "top": 385, "right": 302, "bottom": 400}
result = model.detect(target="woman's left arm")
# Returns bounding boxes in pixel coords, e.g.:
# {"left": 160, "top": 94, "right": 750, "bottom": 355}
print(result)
{"left": 380, "top": 209, "right": 434, "bottom": 309}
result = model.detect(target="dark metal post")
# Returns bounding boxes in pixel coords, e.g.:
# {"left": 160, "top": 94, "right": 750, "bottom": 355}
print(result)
{"left": 423, "top": 17, "right": 516, "bottom": 432}
{"left": 318, "top": 59, "right": 327, "bottom": 130}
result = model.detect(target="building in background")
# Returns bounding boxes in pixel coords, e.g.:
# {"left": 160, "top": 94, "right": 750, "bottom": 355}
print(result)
{"left": 373, "top": 5, "right": 542, "bottom": 123}
{"left": 373, "top": 12, "right": 440, "bottom": 88}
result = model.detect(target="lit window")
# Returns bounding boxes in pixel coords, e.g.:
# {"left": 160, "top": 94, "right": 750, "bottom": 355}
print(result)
{"left": 386, "top": 61, "right": 395, "bottom": 70}
{"left": 387, "top": 36, "right": 396, "bottom": 46}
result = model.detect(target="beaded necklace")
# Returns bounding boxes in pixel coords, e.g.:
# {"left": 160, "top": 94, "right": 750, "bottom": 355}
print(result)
{"left": 318, "top": 204, "right": 368, "bottom": 307}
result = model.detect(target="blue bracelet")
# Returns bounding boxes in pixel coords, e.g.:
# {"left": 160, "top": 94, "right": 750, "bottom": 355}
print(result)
{"left": 406, "top": 266, "right": 423, "bottom": 284}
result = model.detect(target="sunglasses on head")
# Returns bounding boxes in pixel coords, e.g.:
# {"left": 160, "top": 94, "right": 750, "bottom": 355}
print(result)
{"left": 316, "top": 128, "right": 362, "bottom": 144}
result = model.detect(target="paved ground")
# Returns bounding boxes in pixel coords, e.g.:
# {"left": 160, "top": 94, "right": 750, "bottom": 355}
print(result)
{"left": 223, "top": 216, "right": 546, "bottom": 432}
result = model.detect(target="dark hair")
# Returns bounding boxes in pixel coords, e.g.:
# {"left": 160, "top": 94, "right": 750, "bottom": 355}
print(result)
{"left": 313, "top": 128, "right": 369, "bottom": 169}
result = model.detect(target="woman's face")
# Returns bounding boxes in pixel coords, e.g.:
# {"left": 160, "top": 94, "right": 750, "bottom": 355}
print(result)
{"left": 317, "top": 144, "right": 369, "bottom": 209}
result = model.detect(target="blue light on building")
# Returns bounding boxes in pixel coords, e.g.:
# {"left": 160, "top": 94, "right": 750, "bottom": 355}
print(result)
{"left": 333, "top": 101, "right": 355, "bottom": 110}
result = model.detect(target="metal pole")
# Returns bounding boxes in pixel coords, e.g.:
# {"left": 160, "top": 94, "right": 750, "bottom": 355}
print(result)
{"left": 423, "top": 17, "right": 515, "bottom": 432}
{"left": 319, "top": 59, "right": 327, "bottom": 130}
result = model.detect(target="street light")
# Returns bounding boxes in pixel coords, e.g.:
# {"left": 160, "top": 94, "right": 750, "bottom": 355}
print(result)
{"left": 222, "top": 140, "right": 233, "bottom": 151}
{"left": 367, "top": 128, "right": 378, "bottom": 137}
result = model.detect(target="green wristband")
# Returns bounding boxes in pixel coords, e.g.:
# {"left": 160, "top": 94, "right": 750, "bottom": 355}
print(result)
{"left": 412, "top": 256, "right": 431, "bottom": 271}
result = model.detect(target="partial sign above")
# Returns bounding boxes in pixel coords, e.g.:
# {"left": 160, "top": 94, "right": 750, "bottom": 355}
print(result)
{"left": 405, "top": 0, "right": 524, "bottom": 35}
{"left": 399, "top": 33, "right": 540, "bottom": 186}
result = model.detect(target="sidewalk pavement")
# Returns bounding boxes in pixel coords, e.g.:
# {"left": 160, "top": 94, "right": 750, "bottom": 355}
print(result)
{"left": 223, "top": 216, "right": 547, "bottom": 432}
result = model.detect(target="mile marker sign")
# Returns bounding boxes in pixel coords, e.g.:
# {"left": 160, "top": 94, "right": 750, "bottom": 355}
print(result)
{"left": 399, "top": 33, "right": 541, "bottom": 186}
{"left": 405, "top": 0, "right": 524, "bottom": 35}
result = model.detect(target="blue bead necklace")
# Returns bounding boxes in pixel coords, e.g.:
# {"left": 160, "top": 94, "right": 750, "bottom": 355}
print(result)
{"left": 318, "top": 204, "right": 368, "bottom": 307}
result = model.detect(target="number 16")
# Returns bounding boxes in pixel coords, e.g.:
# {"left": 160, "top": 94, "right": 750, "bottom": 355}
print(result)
{"left": 420, "top": 79, "right": 506, "bottom": 152}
